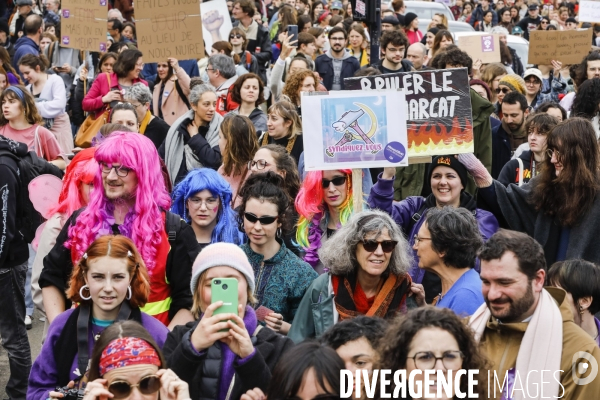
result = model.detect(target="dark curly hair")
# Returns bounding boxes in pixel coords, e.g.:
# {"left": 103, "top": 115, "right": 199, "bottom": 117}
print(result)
{"left": 320, "top": 315, "right": 388, "bottom": 350}
{"left": 437, "top": 47, "right": 473, "bottom": 75}
{"left": 238, "top": 171, "right": 291, "bottom": 231}
{"left": 371, "top": 306, "right": 489, "bottom": 399}
{"left": 524, "top": 112, "right": 558, "bottom": 137}
{"left": 258, "top": 144, "right": 301, "bottom": 199}
{"left": 536, "top": 102, "right": 567, "bottom": 121}
{"left": 571, "top": 78, "right": 600, "bottom": 120}
{"left": 575, "top": 51, "right": 600, "bottom": 88}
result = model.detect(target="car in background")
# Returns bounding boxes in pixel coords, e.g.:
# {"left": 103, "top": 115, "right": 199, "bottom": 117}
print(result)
{"left": 453, "top": 32, "right": 531, "bottom": 68}
{"left": 418, "top": 19, "right": 475, "bottom": 35}
{"left": 405, "top": 1, "right": 454, "bottom": 21}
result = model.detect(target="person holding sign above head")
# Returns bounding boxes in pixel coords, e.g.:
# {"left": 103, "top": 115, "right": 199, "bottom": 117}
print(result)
{"left": 370, "top": 30, "right": 413, "bottom": 74}
{"left": 152, "top": 57, "right": 191, "bottom": 126}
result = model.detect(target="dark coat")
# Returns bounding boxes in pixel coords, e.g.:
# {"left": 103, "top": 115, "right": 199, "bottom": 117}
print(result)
{"left": 233, "top": 21, "right": 272, "bottom": 85}
{"left": 314, "top": 53, "right": 361, "bottom": 91}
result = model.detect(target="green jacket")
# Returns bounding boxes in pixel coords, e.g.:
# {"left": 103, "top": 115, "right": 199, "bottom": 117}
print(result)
{"left": 287, "top": 274, "right": 337, "bottom": 344}
{"left": 393, "top": 88, "right": 494, "bottom": 200}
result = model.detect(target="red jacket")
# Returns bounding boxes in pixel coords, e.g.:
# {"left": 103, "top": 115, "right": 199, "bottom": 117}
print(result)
{"left": 82, "top": 72, "right": 147, "bottom": 119}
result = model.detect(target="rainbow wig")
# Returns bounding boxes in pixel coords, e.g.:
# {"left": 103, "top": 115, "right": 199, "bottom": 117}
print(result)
{"left": 48, "top": 148, "right": 98, "bottom": 219}
{"left": 295, "top": 169, "right": 354, "bottom": 267}
{"left": 66, "top": 132, "right": 171, "bottom": 273}
{"left": 170, "top": 168, "right": 242, "bottom": 245}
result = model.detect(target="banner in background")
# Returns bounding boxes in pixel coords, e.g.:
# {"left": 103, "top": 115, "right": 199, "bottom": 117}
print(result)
{"left": 457, "top": 34, "right": 501, "bottom": 64}
{"left": 528, "top": 29, "right": 592, "bottom": 65}
{"left": 61, "top": 0, "right": 107, "bottom": 52}
{"left": 200, "top": 0, "right": 234, "bottom": 52}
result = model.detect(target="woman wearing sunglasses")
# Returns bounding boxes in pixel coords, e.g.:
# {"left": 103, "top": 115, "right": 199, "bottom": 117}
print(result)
{"left": 495, "top": 74, "right": 526, "bottom": 119}
{"left": 163, "top": 242, "right": 293, "bottom": 399}
{"left": 228, "top": 27, "right": 260, "bottom": 76}
{"left": 84, "top": 320, "right": 189, "bottom": 400}
{"left": 288, "top": 209, "right": 413, "bottom": 343}
{"left": 368, "top": 156, "right": 498, "bottom": 304}
{"left": 28, "top": 236, "right": 168, "bottom": 400}
{"left": 239, "top": 172, "right": 318, "bottom": 334}
{"left": 296, "top": 169, "right": 359, "bottom": 274}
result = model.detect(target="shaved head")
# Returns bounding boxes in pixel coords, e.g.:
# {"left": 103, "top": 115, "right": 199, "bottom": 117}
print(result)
{"left": 407, "top": 42, "right": 427, "bottom": 70}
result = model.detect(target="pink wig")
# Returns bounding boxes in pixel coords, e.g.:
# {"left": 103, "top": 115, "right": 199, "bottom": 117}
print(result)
{"left": 67, "top": 132, "right": 171, "bottom": 273}
{"left": 48, "top": 148, "right": 98, "bottom": 218}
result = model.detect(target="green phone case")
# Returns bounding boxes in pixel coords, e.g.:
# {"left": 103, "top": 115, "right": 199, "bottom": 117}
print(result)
{"left": 211, "top": 278, "right": 239, "bottom": 319}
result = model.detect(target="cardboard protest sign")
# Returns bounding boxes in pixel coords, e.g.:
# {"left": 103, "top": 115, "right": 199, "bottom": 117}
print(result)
{"left": 301, "top": 90, "right": 409, "bottom": 170}
{"left": 457, "top": 34, "right": 500, "bottom": 64}
{"left": 344, "top": 68, "right": 474, "bottom": 158}
{"left": 60, "top": 0, "right": 108, "bottom": 52}
{"left": 579, "top": 1, "right": 600, "bottom": 23}
{"left": 136, "top": 0, "right": 204, "bottom": 63}
{"left": 200, "top": 0, "right": 233, "bottom": 51}
{"left": 528, "top": 29, "right": 592, "bottom": 65}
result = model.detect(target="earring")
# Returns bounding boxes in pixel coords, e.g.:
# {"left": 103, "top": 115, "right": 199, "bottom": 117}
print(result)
{"left": 580, "top": 306, "right": 585, "bottom": 315}
{"left": 276, "top": 227, "right": 282, "bottom": 238}
{"left": 126, "top": 286, "right": 132, "bottom": 300}
{"left": 79, "top": 285, "right": 92, "bottom": 301}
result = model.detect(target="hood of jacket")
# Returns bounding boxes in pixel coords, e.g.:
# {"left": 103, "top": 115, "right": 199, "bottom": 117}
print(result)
{"left": 470, "top": 88, "right": 495, "bottom": 127}
{"left": 325, "top": 48, "right": 353, "bottom": 61}
{"left": 14, "top": 36, "right": 39, "bottom": 52}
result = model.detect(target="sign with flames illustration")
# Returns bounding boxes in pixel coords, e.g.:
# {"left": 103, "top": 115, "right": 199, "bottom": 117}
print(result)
{"left": 344, "top": 68, "right": 474, "bottom": 158}
{"left": 302, "top": 90, "right": 409, "bottom": 170}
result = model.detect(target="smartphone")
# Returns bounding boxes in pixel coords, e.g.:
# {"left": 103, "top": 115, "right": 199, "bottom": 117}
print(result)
{"left": 287, "top": 25, "right": 298, "bottom": 46}
{"left": 211, "top": 277, "right": 239, "bottom": 319}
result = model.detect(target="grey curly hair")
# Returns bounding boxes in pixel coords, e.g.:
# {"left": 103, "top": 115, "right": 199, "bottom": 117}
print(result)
{"left": 189, "top": 83, "right": 216, "bottom": 106}
{"left": 318, "top": 209, "right": 412, "bottom": 276}
{"left": 123, "top": 82, "right": 152, "bottom": 105}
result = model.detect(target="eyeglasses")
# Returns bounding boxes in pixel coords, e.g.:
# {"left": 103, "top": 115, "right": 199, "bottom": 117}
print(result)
{"left": 413, "top": 234, "right": 432, "bottom": 244}
{"left": 495, "top": 87, "right": 511, "bottom": 94}
{"left": 321, "top": 175, "right": 346, "bottom": 188}
{"left": 361, "top": 240, "right": 398, "bottom": 253}
{"left": 541, "top": 21, "right": 549, "bottom": 24}
{"left": 189, "top": 196, "right": 219, "bottom": 208}
{"left": 108, "top": 375, "right": 161, "bottom": 399}
{"left": 230, "top": 34, "right": 243, "bottom": 39}
{"left": 244, "top": 212, "right": 278, "bottom": 225}
{"left": 248, "top": 159, "right": 271, "bottom": 170}
{"left": 135, "top": 62, "right": 145, "bottom": 69}
{"left": 206, "top": 67, "right": 215, "bottom": 73}
{"left": 525, "top": 79, "right": 540, "bottom": 85}
{"left": 545, "top": 148, "right": 561, "bottom": 160}
{"left": 101, "top": 163, "right": 132, "bottom": 177}
{"left": 409, "top": 351, "right": 464, "bottom": 370}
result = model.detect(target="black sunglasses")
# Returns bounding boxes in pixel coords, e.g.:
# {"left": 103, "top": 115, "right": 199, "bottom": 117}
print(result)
{"left": 230, "top": 34, "right": 243, "bottom": 39}
{"left": 108, "top": 375, "right": 160, "bottom": 399}
{"left": 495, "top": 87, "right": 511, "bottom": 94}
{"left": 244, "top": 212, "right": 278, "bottom": 225}
{"left": 322, "top": 175, "right": 346, "bottom": 188}
{"left": 361, "top": 240, "right": 398, "bottom": 253}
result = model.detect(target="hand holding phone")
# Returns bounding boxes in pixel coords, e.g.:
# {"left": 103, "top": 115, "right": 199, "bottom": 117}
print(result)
{"left": 287, "top": 25, "right": 298, "bottom": 47}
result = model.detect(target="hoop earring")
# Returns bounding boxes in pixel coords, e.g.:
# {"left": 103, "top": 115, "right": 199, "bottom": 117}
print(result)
{"left": 276, "top": 227, "right": 282, "bottom": 238}
{"left": 79, "top": 285, "right": 92, "bottom": 301}
{"left": 126, "top": 286, "right": 132, "bottom": 301}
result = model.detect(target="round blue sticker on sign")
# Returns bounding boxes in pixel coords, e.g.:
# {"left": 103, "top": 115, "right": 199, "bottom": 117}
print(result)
{"left": 384, "top": 142, "right": 406, "bottom": 163}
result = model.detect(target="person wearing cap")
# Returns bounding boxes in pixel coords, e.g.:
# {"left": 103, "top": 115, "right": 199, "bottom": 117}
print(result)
{"left": 495, "top": 73, "right": 526, "bottom": 115}
{"left": 470, "top": 0, "right": 498, "bottom": 29}
{"left": 163, "top": 242, "right": 294, "bottom": 400}
{"left": 330, "top": 1, "right": 344, "bottom": 16}
{"left": 381, "top": 15, "right": 401, "bottom": 32}
{"left": 368, "top": 158, "right": 499, "bottom": 304}
{"left": 523, "top": 67, "right": 567, "bottom": 110}
{"left": 565, "top": 17, "right": 578, "bottom": 30}
{"left": 492, "top": 91, "right": 530, "bottom": 178}
{"left": 517, "top": 4, "right": 542, "bottom": 40}
{"left": 491, "top": 26, "right": 524, "bottom": 77}
{"left": 403, "top": 12, "right": 423, "bottom": 45}
{"left": 9, "top": 0, "right": 41, "bottom": 45}
{"left": 316, "top": 10, "right": 332, "bottom": 29}
{"left": 511, "top": 25, "right": 524, "bottom": 37}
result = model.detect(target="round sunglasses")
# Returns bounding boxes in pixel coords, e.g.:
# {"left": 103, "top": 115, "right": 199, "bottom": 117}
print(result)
{"left": 244, "top": 212, "right": 278, "bottom": 225}
{"left": 361, "top": 240, "right": 398, "bottom": 253}
{"left": 108, "top": 375, "right": 160, "bottom": 399}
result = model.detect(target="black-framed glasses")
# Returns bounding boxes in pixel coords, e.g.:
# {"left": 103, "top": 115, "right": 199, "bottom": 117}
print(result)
{"left": 230, "top": 34, "right": 243, "bottom": 39}
{"left": 361, "top": 240, "right": 398, "bottom": 253}
{"left": 413, "top": 234, "right": 432, "bottom": 244}
{"left": 248, "top": 159, "right": 270, "bottom": 170}
{"left": 546, "top": 148, "right": 561, "bottom": 160}
{"left": 244, "top": 212, "right": 278, "bottom": 225}
{"left": 321, "top": 175, "right": 346, "bottom": 188}
{"left": 409, "top": 350, "right": 464, "bottom": 370}
{"left": 108, "top": 375, "right": 160, "bottom": 399}
{"left": 495, "top": 87, "right": 511, "bottom": 94}
{"left": 101, "top": 162, "right": 132, "bottom": 177}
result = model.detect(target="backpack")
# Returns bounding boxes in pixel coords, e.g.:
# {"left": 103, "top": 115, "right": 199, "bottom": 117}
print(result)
{"left": 0, "top": 149, "right": 64, "bottom": 243}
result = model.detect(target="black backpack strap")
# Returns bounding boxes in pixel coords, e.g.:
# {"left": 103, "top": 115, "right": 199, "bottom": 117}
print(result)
{"left": 175, "top": 80, "right": 191, "bottom": 110}
{"left": 165, "top": 211, "right": 182, "bottom": 246}
{"left": 411, "top": 202, "right": 429, "bottom": 225}
{"left": 76, "top": 303, "right": 92, "bottom": 377}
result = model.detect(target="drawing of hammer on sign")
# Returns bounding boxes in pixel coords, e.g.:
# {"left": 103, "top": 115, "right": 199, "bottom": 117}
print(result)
{"left": 326, "top": 106, "right": 379, "bottom": 157}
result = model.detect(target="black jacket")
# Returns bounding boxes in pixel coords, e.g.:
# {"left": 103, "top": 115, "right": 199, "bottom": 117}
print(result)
{"left": 72, "top": 77, "right": 92, "bottom": 126}
{"left": 145, "top": 117, "right": 170, "bottom": 150}
{"left": 508, "top": 46, "right": 524, "bottom": 77}
{"left": 314, "top": 52, "right": 361, "bottom": 91}
{"left": 233, "top": 21, "right": 272, "bottom": 85}
{"left": 497, "top": 150, "right": 542, "bottom": 187}
{"left": 370, "top": 58, "right": 414, "bottom": 74}
{"left": 164, "top": 320, "right": 294, "bottom": 400}
{"left": 517, "top": 16, "right": 542, "bottom": 40}
{"left": 39, "top": 210, "right": 199, "bottom": 320}
{"left": 0, "top": 137, "right": 29, "bottom": 268}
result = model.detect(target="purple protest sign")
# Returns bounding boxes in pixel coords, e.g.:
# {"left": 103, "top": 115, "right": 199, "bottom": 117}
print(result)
{"left": 481, "top": 36, "right": 494, "bottom": 52}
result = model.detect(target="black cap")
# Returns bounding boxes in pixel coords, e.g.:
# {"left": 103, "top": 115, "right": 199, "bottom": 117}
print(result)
{"left": 428, "top": 156, "right": 468, "bottom": 189}
{"left": 566, "top": 17, "right": 577, "bottom": 24}
{"left": 528, "top": 4, "right": 539, "bottom": 10}
{"left": 382, "top": 15, "right": 400, "bottom": 26}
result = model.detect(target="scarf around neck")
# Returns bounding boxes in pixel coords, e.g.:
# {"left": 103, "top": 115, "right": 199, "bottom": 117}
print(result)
{"left": 139, "top": 110, "right": 152, "bottom": 134}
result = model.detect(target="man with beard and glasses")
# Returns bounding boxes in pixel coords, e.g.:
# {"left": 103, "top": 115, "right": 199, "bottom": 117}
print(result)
{"left": 40, "top": 132, "right": 200, "bottom": 329}
{"left": 469, "top": 230, "right": 600, "bottom": 400}
{"left": 492, "top": 91, "right": 529, "bottom": 179}
{"left": 315, "top": 26, "right": 360, "bottom": 91}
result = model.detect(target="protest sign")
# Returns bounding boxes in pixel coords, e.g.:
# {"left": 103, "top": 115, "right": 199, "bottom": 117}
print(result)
{"left": 344, "top": 68, "right": 474, "bottom": 158}
{"left": 136, "top": 0, "right": 204, "bottom": 63}
{"left": 60, "top": 0, "right": 108, "bottom": 52}
{"left": 200, "top": 0, "right": 234, "bottom": 51}
{"left": 457, "top": 34, "right": 500, "bottom": 64}
{"left": 579, "top": 1, "right": 600, "bottom": 23}
{"left": 301, "top": 90, "right": 409, "bottom": 171}
{"left": 528, "top": 29, "right": 592, "bottom": 65}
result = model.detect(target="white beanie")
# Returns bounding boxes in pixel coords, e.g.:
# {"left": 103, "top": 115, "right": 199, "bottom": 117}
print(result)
{"left": 190, "top": 243, "right": 255, "bottom": 294}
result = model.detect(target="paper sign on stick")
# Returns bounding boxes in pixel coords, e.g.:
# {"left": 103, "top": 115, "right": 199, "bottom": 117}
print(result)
{"left": 136, "top": 0, "right": 205, "bottom": 63}
{"left": 579, "top": 1, "right": 600, "bottom": 23}
{"left": 457, "top": 34, "right": 500, "bottom": 64}
{"left": 528, "top": 29, "right": 592, "bottom": 65}
{"left": 60, "top": 0, "right": 107, "bottom": 52}
{"left": 200, "top": 0, "right": 233, "bottom": 51}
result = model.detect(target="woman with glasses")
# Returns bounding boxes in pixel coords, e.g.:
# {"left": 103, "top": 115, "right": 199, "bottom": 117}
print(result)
{"left": 28, "top": 236, "right": 169, "bottom": 400}
{"left": 152, "top": 57, "right": 191, "bottom": 126}
{"left": 171, "top": 168, "right": 242, "bottom": 251}
{"left": 228, "top": 27, "right": 260, "bottom": 76}
{"left": 122, "top": 83, "right": 170, "bottom": 149}
{"left": 289, "top": 210, "right": 413, "bottom": 343}
{"left": 227, "top": 73, "right": 268, "bottom": 134}
{"left": 368, "top": 156, "right": 498, "bottom": 304}
{"left": 368, "top": 307, "right": 488, "bottom": 399}
{"left": 83, "top": 321, "right": 188, "bottom": 400}
{"left": 495, "top": 74, "right": 526, "bottom": 119}
{"left": 238, "top": 172, "right": 317, "bottom": 334}
{"left": 459, "top": 117, "right": 600, "bottom": 266}
{"left": 217, "top": 114, "right": 260, "bottom": 208}
{"left": 261, "top": 100, "right": 303, "bottom": 165}
{"left": 83, "top": 49, "right": 147, "bottom": 121}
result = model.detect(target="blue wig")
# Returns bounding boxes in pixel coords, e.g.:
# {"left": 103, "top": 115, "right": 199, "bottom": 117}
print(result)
{"left": 171, "top": 168, "right": 242, "bottom": 245}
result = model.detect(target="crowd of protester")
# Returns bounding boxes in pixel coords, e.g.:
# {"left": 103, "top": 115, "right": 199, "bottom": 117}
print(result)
{"left": 1, "top": 0, "right": 600, "bottom": 399}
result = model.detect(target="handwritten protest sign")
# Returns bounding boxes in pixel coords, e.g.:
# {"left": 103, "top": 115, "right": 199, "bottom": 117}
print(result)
{"left": 301, "top": 90, "right": 409, "bottom": 170}
{"left": 528, "top": 29, "right": 592, "bottom": 65}
{"left": 60, "top": 0, "right": 107, "bottom": 52}
{"left": 200, "top": 0, "right": 233, "bottom": 51}
{"left": 136, "top": 0, "right": 204, "bottom": 63}
{"left": 579, "top": 1, "right": 600, "bottom": 23}
{"left": 344, "top": 68, "right": 474, "bottom": 158}
{"left": 457, "top": 34, "right": 500, "bottom": 64}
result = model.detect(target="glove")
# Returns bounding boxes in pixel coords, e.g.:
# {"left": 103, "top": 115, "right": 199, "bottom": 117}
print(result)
{"left": 457, "top": 153, "right": 493, "bottom": 188}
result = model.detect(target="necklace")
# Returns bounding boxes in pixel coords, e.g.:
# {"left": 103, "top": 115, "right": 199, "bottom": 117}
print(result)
{"left": 262, "top": 133, "right": 296, "bottom": 154}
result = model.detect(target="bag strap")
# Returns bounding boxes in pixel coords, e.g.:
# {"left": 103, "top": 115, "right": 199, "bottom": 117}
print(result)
{"left": 48, "top": 41, "right": 56, "bottom": 64}
{"left": 245, "top": 51, "right": 252, "bottom": 70}
{"left": 517, "top": 157, "right": 524, "bottom": 187}
{"left": 175, "top": 80, "right": 191, "bottom": 110}
{"left": 33, "top": 125, "right": 43, "bottom": 159}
